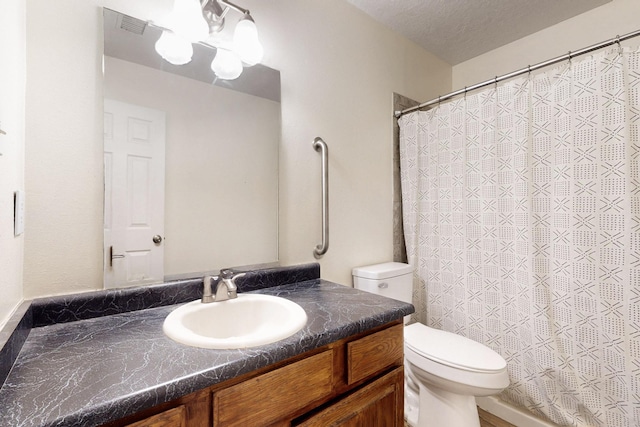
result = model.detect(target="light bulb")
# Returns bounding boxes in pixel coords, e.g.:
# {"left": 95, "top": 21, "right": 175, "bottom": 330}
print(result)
{"left": 233, "top": 14, "right": 264, "bottom": 65}
{"left": 170, "top": 0, "right": 209, "bottom": 43}
{"left": 155, "top": 31, "right": 193, "bottom": 65}
{"left": 211, "top": 48, "right": 243, "bottom": 80}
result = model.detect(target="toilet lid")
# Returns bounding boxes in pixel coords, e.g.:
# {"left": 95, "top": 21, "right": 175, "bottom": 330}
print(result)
{"left": 404, "top": 323, "right": 506, "bottom": 372}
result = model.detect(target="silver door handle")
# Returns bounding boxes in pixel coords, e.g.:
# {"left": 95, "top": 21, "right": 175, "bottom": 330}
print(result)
{"left": 109, "top": 246, "right": 125, "bottom": 267}
{"left": 152, "top": 235, "right": 163, "bottom": 244}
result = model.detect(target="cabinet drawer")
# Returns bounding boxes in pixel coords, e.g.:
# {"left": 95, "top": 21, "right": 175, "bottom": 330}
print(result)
{"left": 126, "top": 405, "right": 186, "bottom": 427}
{"left": 347, "top": 324, "right": 403, "bottom": 384}
{"left": 213, "top": 350, "right": 333, "bottom": 426}
{"left": 296, "top": 367, "right": 404, "bottom": 427}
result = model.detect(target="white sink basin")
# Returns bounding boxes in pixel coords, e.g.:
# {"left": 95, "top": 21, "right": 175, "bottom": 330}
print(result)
{"left": 163, "top": 294, "right": 307, "bottom": 349}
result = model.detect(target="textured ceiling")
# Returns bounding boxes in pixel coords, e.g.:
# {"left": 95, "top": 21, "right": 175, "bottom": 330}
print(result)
{"left": 346, "top": 0, "right": 611, "bottom": 65}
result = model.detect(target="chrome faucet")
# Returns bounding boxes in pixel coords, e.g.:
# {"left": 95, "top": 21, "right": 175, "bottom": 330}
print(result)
{"left": 202, "top": 275, "right": 218, "bottom": 303}
{"left": 202, "top": 269, "right": 246, "bottom": 303}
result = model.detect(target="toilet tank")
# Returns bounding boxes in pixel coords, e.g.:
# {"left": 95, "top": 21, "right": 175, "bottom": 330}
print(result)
{"left": 352, "top": 262, "right": 413, "bottom": 305}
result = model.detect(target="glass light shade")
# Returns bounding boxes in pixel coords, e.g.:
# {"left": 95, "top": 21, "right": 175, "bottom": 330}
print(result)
{"left": 233, "top": 16, "right": 264, "bottom": 65}
{"left": 170, "top": 0, "right": 209, "bottom": 43}
{"left": 155, "top": 31, "right": 193, "bottom": 65}
{"left": 211, "top": 49, "right": 243, "bottom": 80}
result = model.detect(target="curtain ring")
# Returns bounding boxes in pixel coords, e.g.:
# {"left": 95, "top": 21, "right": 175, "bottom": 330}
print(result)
{"left": 494, "top": 76, "right": 498, "bottom": 89}
{"left": 567, "top": 51, "right": 572, "bottom": 67}
{"left": 616, "top": 35, "right": 623, "bottom": 55}
{"left": 464, "top": 86, "right": 467, "bottom": 99}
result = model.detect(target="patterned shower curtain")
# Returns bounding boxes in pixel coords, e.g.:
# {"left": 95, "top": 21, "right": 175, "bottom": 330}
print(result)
{"left": 398, "top": 47, "right": 640, "bottom": 427}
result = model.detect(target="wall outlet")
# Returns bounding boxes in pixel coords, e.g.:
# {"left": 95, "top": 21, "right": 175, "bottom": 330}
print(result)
{"left": 14, "top": 190, "right": 24, "bottom": 236}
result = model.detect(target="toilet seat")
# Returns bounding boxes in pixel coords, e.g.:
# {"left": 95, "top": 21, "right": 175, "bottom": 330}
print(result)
{"left": 404, "top": 323, "right": 510, "bottom": 397}
{"left": 404, "top": 323, "right": 506, "bottom": 373}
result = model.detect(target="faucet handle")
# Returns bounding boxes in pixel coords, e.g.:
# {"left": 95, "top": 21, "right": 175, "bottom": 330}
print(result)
{"left": 220, "top": 269, "right": 246, "bottom": 283}
{"left": 231, "top": 272, "right": 246, "bottom": 281}
{"left": 225, "top": 272, "right": 246, "bottom": 299}
{"left": 207, "top": 270, "right": 247, "bottom": 302}
{"left": 220, "top": 269, "right": 235, "bottom": 279}
{"left": 229, "top": 272, "right": 246, "bottom": 285}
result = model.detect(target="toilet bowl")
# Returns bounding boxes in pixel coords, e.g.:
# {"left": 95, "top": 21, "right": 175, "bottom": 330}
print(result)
{"left": 404, "top": 323, "right": 509, "bottom": 427}
{"left": 352, "top": 262, "right": 510, "bottom": 427}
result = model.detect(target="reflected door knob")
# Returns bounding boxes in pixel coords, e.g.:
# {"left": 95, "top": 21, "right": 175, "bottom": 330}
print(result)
{"left": 152, "top": 235, "right": 163, "bottom": 244}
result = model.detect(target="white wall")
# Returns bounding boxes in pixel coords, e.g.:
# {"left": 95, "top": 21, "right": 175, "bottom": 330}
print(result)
{"left": 0, "top": 0, "right": 26, "bottom": 326}
{"left": 104, "top": 57, "right": 279, "bottom": 275}
{"left": 22, "top": 0, "right": 452, "bottom": 299}
{"left": 242, "top": 0, "right": 452, "bottom": 285}
{"left": 453, "top": 0, "right": 640, "bottom": 88}
{"left": 24, "top": 0, "right": 104, "bottom": 298}
{"left": 23, "top": 0, "right": 173, "bottom": 299}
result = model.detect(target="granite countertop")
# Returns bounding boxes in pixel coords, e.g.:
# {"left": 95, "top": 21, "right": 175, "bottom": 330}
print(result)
{"left": 0, "top": 272, "right": 413, "bottom": 427}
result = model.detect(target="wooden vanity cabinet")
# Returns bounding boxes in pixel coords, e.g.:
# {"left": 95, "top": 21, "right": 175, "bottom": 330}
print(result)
{"left": 105, "top": 321, "right": 403, "bottom": 427}
{"left": 295, "top": 368, "right": 403, "bottom": 427}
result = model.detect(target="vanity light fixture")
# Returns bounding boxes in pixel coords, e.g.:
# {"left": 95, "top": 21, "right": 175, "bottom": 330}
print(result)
{"left": 155, "top": 30, "right": 194, "bottom": 65}
{"left": 168, "top": 0, "right": 210, "bottom": 43}
{"left": 153, "top": 0, "right": 264, "bottom": 80}
{"left": 210, "top": 48, "right": 243, "bottom": 80}
{"left": 233, "top": 12, "right": 264, "bottom": 66}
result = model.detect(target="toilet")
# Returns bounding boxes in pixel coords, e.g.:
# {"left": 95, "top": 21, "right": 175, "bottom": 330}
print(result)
{"left": 352, "top": 262, "right": 509, "bottom": 427}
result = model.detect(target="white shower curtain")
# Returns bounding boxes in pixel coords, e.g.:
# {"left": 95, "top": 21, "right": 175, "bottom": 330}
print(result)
{"left": 399, "top": 47, "right": 640, "bottom": 427}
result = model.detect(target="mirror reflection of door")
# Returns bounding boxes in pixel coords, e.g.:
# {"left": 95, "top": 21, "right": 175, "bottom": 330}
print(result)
{"left": 104, "top": 99, "right": 166, "bottom": 289}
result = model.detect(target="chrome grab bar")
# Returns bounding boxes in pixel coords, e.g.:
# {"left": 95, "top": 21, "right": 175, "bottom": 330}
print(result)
{"left": 313, "top": 137, "right": 329, "bottom": 258}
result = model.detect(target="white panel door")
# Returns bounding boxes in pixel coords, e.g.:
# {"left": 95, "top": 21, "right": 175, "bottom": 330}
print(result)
{"left": 104, "top": 99, "right": 166, "bottom": 289}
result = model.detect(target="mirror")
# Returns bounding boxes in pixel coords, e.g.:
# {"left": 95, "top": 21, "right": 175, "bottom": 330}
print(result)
{"left": 102, "top": 8, "right": 280, "bottom": 286}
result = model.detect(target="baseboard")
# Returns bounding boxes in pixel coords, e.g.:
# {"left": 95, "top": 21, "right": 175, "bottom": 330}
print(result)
{"left": 476, "top": 396, "right": 557, "bottom": 427}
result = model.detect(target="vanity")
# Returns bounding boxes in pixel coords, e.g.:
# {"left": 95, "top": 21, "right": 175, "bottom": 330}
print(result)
{"left": 0, "top": 264, "right": 414, "bottom": 426}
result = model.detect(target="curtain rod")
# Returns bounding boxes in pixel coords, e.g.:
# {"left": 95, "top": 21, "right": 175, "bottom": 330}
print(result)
{"left": 395, "top": 28, "right": 640, "bottom": 119}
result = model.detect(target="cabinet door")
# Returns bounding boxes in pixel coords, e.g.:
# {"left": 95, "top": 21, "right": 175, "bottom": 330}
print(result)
{"left": 347, "top": 324, "right": 403, "bottom": 384}
{"left": 297, "top": 368, "right": 403, "bottom": 427}
{"left": 214, "top": 350, "right": 334, "bottom": 426}
{"left": 126, "top": 405, "right": 186, "bottom": 427}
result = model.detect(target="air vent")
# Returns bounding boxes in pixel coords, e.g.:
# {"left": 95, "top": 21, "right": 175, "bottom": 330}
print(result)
{"left": 118, "top": 15, "right": 147, "bottom": 35}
